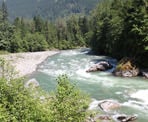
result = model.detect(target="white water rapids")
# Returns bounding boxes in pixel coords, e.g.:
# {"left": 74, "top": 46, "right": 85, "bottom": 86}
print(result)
{"left": 31, "top": 49, "right": 148, "bottom": 122}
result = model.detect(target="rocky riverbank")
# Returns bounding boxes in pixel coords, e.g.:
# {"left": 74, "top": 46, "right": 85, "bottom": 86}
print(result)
{"left": 0, "top": 51, "right": 59, "bottom": 77}
{"left": 86, "top": 58, "right": 148, "bottom": 79}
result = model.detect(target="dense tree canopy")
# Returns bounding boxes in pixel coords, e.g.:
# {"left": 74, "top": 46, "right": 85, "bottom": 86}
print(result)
{"left": 0, "top": 0, "right": 147, "bottom": 67}
{"left": 90, "top": 0, "right": 148, "bottom": 67}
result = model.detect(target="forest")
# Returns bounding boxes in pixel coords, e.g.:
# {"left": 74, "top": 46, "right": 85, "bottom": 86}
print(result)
{"left": 0, "top": 0, "right": 147, "bottom": 67}
{"left": 0, "top": 0, "right": 148, "bottom": 121}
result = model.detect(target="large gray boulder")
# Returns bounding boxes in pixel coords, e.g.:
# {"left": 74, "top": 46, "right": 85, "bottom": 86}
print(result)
{"left": 98, "top": 100, "right": 121, "bottom": 112}
{"left": 86, "top": 61, "right": 113, "bottom": 72}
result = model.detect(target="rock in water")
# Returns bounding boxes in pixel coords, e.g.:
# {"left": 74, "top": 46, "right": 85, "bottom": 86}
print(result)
{"left": 142, "top": 72, "right": 148, "bottom": 78}
{"left": 94, "top": 115, "right": 112, "bottom": 121}
{"left": 86, "top": 61, "right": 113, "bottom": 72}
{"left": 113, "top": 58, "right": 139, "bottom": 77}
{"left": 25, "top": 78, "right": 40, "bottom": 88}
{"left": 98, "top": 100, "right": 121, "bottom": 112}
{"left": 113, "top": 114, "right": 137, "bottom": 122}
{"left": 85, "top": 114, "right": 112, "bottom": 122}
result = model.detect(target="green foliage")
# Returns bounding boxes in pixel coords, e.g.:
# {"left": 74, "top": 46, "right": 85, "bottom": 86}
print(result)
{"left": 49, "top": 75, "right": 89, "bottom": 122}
{"left": 0, "top": 59, "right": 90, "bottom": 122}
{"left": 24, "top": 33, "right": 48, "bottom": 52}
{"left": 0, "top": 58, "right": 16, "bottom": 80}
{"left": 0, "top": 22, "right": 15, "bottom": 51}
{"left": 0, "top": 58, "right": 51, "bottom": 121}
{"left": 90, "top": 0, "right": 148, "bottom": 67}
{"left": 0, "top": 1, "right": 92, "bottom": 52}
{"left": 0, "top": 0, "right": 147, "bottom": 67}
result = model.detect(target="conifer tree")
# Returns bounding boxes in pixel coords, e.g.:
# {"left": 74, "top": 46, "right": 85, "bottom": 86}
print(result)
{"left": 1, "top": 0, "right": 8, "bottom": 22}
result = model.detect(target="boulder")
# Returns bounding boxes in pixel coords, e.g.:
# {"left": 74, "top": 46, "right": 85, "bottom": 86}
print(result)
{"left": 114, "top": 69, "right": 139, "bottom": 77}
{"left": 98, "top": 100, "right": 121, "bottom": 112}
{"left": 86, "top": 61, "right": 113, "bottom": 72}
{"left": 86, "top": 114, "right": 112, "bottom": 122}
{"left": 25, "top": 78, "right": 39, "bottom": 88}
{"left": 86, "top": 114, "right": 137, "bottom": 122}
{"left": 94, "top": 115, "right": 112, "bottom": 121}
{"left": 142, "top": 72, "right": 148, "bottom": 78}
{"left": 113, "top": 58, "right": 139, "bottom": 77}
{"left": 113, "top": 114, "right": 137, "bottom": 122}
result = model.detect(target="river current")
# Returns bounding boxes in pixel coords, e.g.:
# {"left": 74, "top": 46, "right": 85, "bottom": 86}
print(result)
{"left": 31, "top": 49, "right": 148, "bottom": 122}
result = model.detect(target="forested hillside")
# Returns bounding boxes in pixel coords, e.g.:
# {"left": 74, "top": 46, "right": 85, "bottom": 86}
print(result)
{"left": 0, "top": 0, "right": 147, "bottom": 67}
{"left": 0, "top": 0, "right": 100, "bottom": 20}
{"left": 0, "top": 0, "right": 147, "bottom": 121}
{"left": 90, "top": 0, "right": 148, "bottom": 67}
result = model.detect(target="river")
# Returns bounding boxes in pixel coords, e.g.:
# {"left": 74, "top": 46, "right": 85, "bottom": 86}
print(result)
{"left": 31, "top": 48, "right": 148, "bottom": 122}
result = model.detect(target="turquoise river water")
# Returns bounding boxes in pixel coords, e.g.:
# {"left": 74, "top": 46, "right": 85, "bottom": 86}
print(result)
{"left": 31, "top": 49, "right": 148, "bottom": 122}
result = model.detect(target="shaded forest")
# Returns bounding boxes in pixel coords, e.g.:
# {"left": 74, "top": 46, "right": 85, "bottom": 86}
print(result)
{"left": 0, "top": 0, "right": 147, "bottom": 67}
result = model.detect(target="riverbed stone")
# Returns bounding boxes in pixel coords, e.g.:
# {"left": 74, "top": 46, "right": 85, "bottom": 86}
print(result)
{"left": 98, "top": 100, "right": 121, "bottom": 112}
{"left": 113, "top": 58, "right": 139, "bottom": 77}
{"left": 85, "top": 114, "right": 112, "bottom": 122}
{"left": 112, "top": 114, "right": 137, "bottom": 122}
{"left": 142, "top": 71, "right": 148, "bottom": 78}
{"left": 94, "top": 115, "right": 112, "bottom": 121}
{"left": 114, "top": 69, "right": 139, "bottom": 77}
{"left": 86, "top": 61, "right": 113, "bottom": 72}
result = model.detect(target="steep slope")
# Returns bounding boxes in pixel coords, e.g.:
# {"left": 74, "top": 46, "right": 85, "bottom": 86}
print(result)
{"left": 0, "top": 0, "right": 100, "bottom": 20}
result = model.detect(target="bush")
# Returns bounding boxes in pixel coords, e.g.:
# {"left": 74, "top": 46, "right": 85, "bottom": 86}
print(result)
{"left": 49, "top": 75, "right": 89, "bottom": 122}
{"left": 0, "top": 58, "right": 90, "bottom": 122}
{"left": 0, "top": 58, "right": 51, "bottom": 122}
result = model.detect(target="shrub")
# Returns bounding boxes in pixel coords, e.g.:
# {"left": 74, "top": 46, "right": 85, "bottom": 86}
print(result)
{"left": 49, "top": 75, "right": 89, "bottom": 122}
{"left": 0, "top": 58, "right": 90, "bottom": 122}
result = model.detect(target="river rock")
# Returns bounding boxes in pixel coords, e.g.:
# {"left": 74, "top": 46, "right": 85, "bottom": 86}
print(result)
{"left": 98, "top": 100, "right": 121, "bottom": 112}
{"left": 113, "top": 114, "right": 137, "bottom": 122}
{"left": 86, "top": 114, "right": 112, "bottom": 122}
{"left": 142, "top": 72, "right": 148, "bottom": 78}
{"left": 86, "top": 61, "right": 113, "bottom": 72}
{"left": 25, "top": 78, "right": 40, "bottom": 88}
{"left": 113, "top": 58, "right": 139, "bottom": 77}
{"left": 114, "top": 69, "right": 139, "bottom": 77}
{"left": 95, "top": 115, "right": 112, "bottom": 121}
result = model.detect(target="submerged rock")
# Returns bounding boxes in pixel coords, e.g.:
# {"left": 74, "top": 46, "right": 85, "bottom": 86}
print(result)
{"left": 86, "top": 61, "right": 113, "bottom": 72}
{"left": 98, "top": 100, "right": 121, "bottom": 112}
{"left": 25, "top": 78, "right": 40, "bottom": 88}
{"left": 113, "top": 114, "right": 137, "bottom": 122}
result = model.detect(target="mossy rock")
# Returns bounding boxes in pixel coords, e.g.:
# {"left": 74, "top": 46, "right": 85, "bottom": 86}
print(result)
{"left": 114, "top": 57, "right": 139, "bottom": 77}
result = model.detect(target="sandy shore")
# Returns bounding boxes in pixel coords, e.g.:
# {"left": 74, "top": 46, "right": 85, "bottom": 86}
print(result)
{"left": 0, "top": 51, "right": 59, "bottom": 77}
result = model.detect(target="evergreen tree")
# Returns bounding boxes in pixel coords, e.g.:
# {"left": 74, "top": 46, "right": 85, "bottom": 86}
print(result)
{"left": 1, "top": 0, "right": 8, "bottom": 22}
{"left": 121, "top": 0, "right": 148, "bottom": 66}
{"left": 90, "top": 0, "right": 148, "bottom": 67}
{"left": 33, "top": 15, "right": 44, "bottom": 33}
